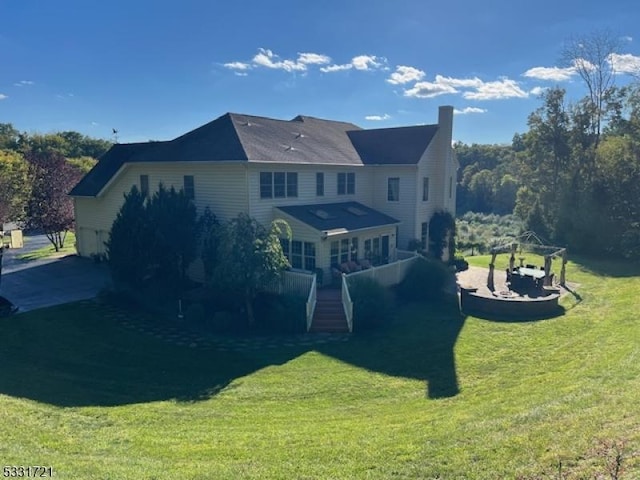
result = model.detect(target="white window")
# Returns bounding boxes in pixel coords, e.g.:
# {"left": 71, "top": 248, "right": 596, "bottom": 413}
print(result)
{"left": 388, "top": 177, "right": 400, "bottom": 202}
{"left": 421, "top": 222, "right": 429, "bottom": 251}
{"left": 260, "top": 172, "right": 298, "bottom": 199}
{"left": 423, "top": 177, "right": 430, "bottom": 202}
{"left": 337, "top": 172, "right": 355, "bottom": 195}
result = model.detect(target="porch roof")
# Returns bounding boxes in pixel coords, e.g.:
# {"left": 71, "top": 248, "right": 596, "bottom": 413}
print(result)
{"left": 276, "top": 201, "right": 400, "bottom": 236}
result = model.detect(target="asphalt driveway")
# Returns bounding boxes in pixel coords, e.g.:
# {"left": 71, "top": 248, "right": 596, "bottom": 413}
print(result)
{"left": 1, "top": 235, "right": 110, "bottom": 313}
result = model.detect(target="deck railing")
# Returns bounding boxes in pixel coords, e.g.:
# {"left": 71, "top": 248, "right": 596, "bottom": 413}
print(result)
{"left": 347, "top": 252, "right": 419, "bottom": 287}
{"left": 341, "top": 273, "right": 354, "bottom": 333}
{"left": 305, "top": 273, "right": 317, "bottom": 332}
{"left": 265, "top": 270, "right": 315, "bottom": 297}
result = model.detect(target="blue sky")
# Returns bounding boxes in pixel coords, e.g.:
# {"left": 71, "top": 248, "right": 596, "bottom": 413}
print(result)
{"left": 1, "top": 0, "right": 640, "bottom": 145}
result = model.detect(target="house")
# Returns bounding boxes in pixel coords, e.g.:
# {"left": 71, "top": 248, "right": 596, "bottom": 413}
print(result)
{"left": 70, "top": 105, "right": 457, "bottom": 284}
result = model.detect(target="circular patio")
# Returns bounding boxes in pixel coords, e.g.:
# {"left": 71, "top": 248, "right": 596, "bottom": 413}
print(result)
{"left": 456, "top": 266, "right": 563, "bottom": 320}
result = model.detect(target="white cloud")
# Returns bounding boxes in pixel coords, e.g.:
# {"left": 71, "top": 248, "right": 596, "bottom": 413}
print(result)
{"left": 14, "top": 80, "right": 35, "bottom": 87}
{"left": 522, "top": 66, "right": 576, "bottom": 81}
{"left": 320, "top": 63, "right": 353, "bottom": 72}
{"left": 608, "top": 53, "right": 640, "bottom": 75}
{"left": 402, "top": 75, "right": 482, "bottom": 98}
{"left": 622, "top": 35, "right": 633, "bottom": 42}
{"left": 0, "top": 94, "right": 7, "bottom": 100}
{"left": 352, "top": 55, "right": 385, "bottom": 71}
{"left": 530, "top": 86, "right": 547, "bottom": 96}
{"left": 387, "top": 65, "right": 425, "bottom": 85}
{"left": 321, "top": 54, "right": 386, "bottom": 73}
{"left": 404, "top": 80, "right": 457, "bottom": 98}
{"left": 224, "top": 61, "right": 251, "bottom": 70}
{"left": 454, "top": 107, "right": 487, "bottom": 115}
{"left": 365, "top": 114, "right": 391, "bottom": 121}
{"left": 463, "top": 78, "right": 528, "bottom": 100}
{"left": 252, "top": 48, "right": 307, "bottom": 72}
{"left": 297, "top": 52, "right": 331, "bottom": 65}
{"left": 434, "top": 75, "right": 483, "bottom": 88}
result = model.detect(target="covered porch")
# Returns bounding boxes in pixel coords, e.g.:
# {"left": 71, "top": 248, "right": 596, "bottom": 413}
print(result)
{"left": 275, "top": 201, "right": 401, "bottom": 286}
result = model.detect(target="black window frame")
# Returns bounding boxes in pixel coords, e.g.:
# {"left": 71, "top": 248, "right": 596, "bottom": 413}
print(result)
{"left": 260, "top": 172, "right": 273, "bottom": 199}
{"left": 387, "top": 177, "right": 400, "bottom": 202}
{"left": 184, "top": 175, "right": 195, "bottom": 200}
{"left": 140, "top": 174, "right": 149, "bottom": 197}
{"left": 316, "top": 172, "right": 324, "bottom": 196}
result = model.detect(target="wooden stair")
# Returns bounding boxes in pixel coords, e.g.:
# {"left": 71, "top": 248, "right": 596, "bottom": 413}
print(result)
{"left": 309, "top": 289, "right": 350, "bottom": 333}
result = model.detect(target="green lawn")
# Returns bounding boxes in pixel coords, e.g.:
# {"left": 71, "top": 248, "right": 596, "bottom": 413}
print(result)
{"left": 1, "top": 256, "right": 639, "bottom": 478}
{"left": 17, "top": 231, "right": 77, "bottom": 261}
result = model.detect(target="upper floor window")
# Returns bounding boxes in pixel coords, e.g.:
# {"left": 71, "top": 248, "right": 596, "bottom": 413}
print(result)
{"left": 316, "top": 172, "right": 324, "bottom": 196}
{"left": 422, "top": 177, "right": 430, "bottom": 202}
{"left": 140, "top": 175, "right": 149, "bottom": 197}
{"left": 260, "top": 172, "right": 298, "bottom": 199}
{"left": 449, "top": 176, "right": 453, "bottom": 199}
{"left": 338, "top": 172, "right": 355, "bottom": 195}
{"left": 184, "top": 175, "right": 195, "bottom": 200}
{"left": 260, "top": 172, "right": 272, "bottom": 198}
{"left": 387, "top": 177, "right": 400, "bottom": 202}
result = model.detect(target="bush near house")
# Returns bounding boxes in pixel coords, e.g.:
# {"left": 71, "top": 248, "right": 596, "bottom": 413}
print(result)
{"left": 348, "top": 277, "right": 393, "bottom": 332}
{"left": 397, "top": 257, "right": 453, "bottom": 303}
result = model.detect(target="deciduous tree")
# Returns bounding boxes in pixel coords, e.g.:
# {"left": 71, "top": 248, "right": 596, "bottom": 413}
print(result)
{"left": 25, "top": 150, "right": 82, "bottom": 251}
{"left": 213, "top": 213, "right": 291, "bottom": 326}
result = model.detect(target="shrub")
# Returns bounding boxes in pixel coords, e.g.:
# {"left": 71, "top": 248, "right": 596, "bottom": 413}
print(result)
{"left": 398, "top": 257, "right": 453, "bottom": 303}
{"left": 451, "top": 255, "right": 469, "bottom": 272}
{"left": 347, "top": 277, "right": 392, "bottom": 332}
{"left": 253, "top": 292, "right": 306, "bottom": 334}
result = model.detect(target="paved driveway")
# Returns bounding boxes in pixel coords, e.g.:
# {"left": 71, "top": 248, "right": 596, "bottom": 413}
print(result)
{"left": 1, "top": 235, "right": 110, "bottom": 313}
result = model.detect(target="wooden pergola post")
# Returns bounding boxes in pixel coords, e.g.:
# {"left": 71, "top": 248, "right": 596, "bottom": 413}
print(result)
{"left": 487, "top": 251, "right": 497, "bottom": 291}
{"left": 560, "top": 250, "right": 567, "bottom": 286}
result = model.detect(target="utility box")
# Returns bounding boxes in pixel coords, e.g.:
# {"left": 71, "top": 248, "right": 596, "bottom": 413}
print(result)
{"left": 9, "top": 230, "right": 23, "bottom": 249}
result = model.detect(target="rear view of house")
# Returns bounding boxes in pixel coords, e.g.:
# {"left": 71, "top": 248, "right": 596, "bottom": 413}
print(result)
{"left": 70, "top": 105, "right": 457, "bottom": 282}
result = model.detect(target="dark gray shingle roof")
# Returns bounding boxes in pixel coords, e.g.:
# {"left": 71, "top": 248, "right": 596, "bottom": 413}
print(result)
{"left": 348, "top": 124, "right": 439, "bottom": 165}
{"left": 70, "top": 112, "right": 439, "bottom": 197}
{"left": 276, "top": 201, "right": 400, "bottom": 233}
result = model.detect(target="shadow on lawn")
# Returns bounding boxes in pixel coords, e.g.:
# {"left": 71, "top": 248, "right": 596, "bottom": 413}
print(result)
{"left": 319, "top": 302, "right": 467, "bottom": 399}
{"left": 0, "top": 300, "right": 466, "bottom": 406}
{"left": 0, "top": 302, "right": 303, "bottom": 407}
{"left": 571, "top": 254, "right": 640, "bottom": 278}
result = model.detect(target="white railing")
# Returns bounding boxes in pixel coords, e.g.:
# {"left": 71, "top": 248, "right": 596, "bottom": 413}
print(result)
{"left": 397, "top": 249, "right": 418, "bottom": 260}
{"left": 305, "top": 273, "right": 317, "bottom": 332}
{"left": 341, "top": 273, "right": 354, "bottom": 333}
{"left": 265, "top": 270, "right": 315, "bottom": 296}
{"left": 347, "top": 254, "right": 419, "bottom": 287}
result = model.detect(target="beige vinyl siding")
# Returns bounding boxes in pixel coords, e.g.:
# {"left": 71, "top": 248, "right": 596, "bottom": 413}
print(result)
{"left": 73, "top": 162, "right": 249, "bottom": 259}
{"left": 369, "top": 165, "right": 417, "bottom": 251}
{"left": 247, "top": 164, "right": 373, "bottom": 226}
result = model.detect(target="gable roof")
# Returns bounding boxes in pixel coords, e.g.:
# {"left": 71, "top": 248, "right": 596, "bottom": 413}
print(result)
{"left": 70, "top": 112, "right": 441, "bottom": 197}
{"left": 69, "top": 142, "right": 166, "bottom": 197}
{"left": 276, "top": 201, "right": 400, "bottom": 234}
{"left": 348, "top": 124, "right": 439, "bottom": 165}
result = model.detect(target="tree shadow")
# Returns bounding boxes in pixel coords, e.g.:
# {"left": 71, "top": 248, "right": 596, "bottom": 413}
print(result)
{"left": 0, "top": 298, "right": 466, "bottom": 406}
{"left": 318, "top": 302, "right": 466, "bottom": 399}
{"left": 570, "top": 254, "right": 640, "bottom": 278}
{"left": 0, "top": 302, "right": 304, "bottom": 407}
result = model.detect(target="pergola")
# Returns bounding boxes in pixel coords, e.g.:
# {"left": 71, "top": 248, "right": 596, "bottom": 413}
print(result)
{"left": 486, "top": 231, "right": 567, "bottom": 292}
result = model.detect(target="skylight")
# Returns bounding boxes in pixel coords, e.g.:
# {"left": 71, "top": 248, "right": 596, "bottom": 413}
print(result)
{"left": 346, "top": 206, "right": 367, "bottom": 216}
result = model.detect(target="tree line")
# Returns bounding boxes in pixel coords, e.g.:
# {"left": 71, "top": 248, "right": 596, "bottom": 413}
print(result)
{"left": 0, "top": 124, "right": 111, "bottom": 249}
{"left": 456, "top": 31, "right": 640, "bottom": 259}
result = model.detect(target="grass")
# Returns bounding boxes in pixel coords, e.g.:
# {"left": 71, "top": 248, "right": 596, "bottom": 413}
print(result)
{"left": 17, "top": 231, "right": 77, "bottom": 261}
{"left": 1, "top": 256, "right": 640, "bottom": 478}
